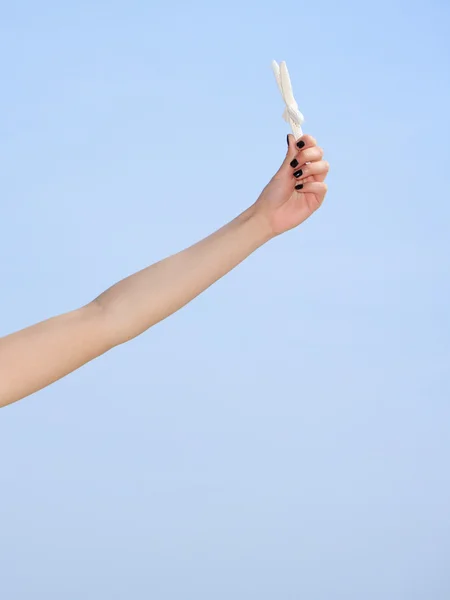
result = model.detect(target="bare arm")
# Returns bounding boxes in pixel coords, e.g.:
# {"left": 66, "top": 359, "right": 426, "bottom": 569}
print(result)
{"left": 0, "top": 134, "right": 329, "bottom": 408}
{"left": 94, "top": 208, "right": 270, "bottom": 345}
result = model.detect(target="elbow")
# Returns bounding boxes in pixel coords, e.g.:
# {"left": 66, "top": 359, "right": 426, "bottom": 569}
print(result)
{"left": 88, "top": 299, "right": 131, "bottom": 348}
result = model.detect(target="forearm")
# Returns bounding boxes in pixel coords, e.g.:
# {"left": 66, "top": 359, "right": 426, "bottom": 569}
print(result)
{"left": 0, "top": 206, "right": 270, "bottom": 407}
{"left": 0, "top": 206, "right": 271, "bottom": 407}
{"left": 94, "top": 206, "right": 272, "bottom": 345}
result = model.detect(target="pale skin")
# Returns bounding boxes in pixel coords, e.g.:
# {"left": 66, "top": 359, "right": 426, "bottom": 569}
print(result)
{"left": 0, "top": 134, "right": 329, "bottom": 408}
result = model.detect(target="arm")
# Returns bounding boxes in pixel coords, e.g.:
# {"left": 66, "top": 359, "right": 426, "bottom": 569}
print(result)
{"left": 0, "top": 134, "right": 329, "bottom": 408}
{"left": 0, "top": 209, "right": 268, "bottom": 408}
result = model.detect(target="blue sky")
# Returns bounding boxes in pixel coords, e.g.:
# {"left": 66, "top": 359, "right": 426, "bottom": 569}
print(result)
{"left": 1, "top": 0, "right": 450, "bottom": 598}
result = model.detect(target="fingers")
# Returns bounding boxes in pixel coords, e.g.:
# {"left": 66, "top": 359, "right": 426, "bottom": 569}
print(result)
{"left": 295, "top": 134, "right": 317, "bottom": 150}
{"left": 294, "top": 181, "right": 328, "bottom": 204}
{"left": 284, "top": 134, "right": 328, "bottom": 187}
{"left": 292, "top": 160, "right": 330, "bottom": 182}
{"left": 286, "top": 134, "right": 316, "bottom": 157}
{"left": 285, "top": 134, "right": 329, "bottom": 207}
{"left": 288, "top": 135, "right": 323, "bottom": 170}
{"left": 296, "top": 146, "right": 324, "bottom": 166}
{"left": 282, "top": 134, "right": 306, "bottom": 171}
{"left": 288, "top": 146, "right": 323, "bottom": 173}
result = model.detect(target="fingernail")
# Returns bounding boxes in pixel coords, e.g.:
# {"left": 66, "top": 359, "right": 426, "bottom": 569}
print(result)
{"left": 287, "top": 134, "right": 290, "bottom": 146}
{"left": 290, "top": 158, "right": 299, "bottom": 168}
{"left": 296, "top": 140, "right": 305, "bottom": 149}
{"left": 293, "top": 169, "right": 303, "bottom": 178}
{"left": 295, "top": 183, "right": 304, "bottom": 190}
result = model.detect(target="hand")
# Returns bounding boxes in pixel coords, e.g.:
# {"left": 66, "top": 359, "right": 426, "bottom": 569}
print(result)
{"left": 254, "top": 134, "right": 329, "bottom": 236}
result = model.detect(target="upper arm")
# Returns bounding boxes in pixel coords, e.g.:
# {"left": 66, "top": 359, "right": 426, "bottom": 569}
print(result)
{"left": 0, "top": 302, "right": 112, "bottom": 408}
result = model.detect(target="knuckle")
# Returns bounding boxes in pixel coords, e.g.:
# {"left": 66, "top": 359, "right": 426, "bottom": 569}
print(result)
{"left": 309, "top": 148, "right": 322, "bottom": 161}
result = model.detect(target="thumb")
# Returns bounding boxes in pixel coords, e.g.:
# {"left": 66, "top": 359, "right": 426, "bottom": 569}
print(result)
{"left": 278, "top": 134, "right": 298, "bottom": 173}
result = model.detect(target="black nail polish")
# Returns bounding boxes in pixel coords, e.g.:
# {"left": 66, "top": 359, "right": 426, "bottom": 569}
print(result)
{"left": 290, "top": 158, "right": 299, "bottom": 168}
{"left": 296, "top": 140, "right": 305, "bottom": 149}
{"left": 295, "top": 183, "right": 304, "bottom": 190}
{"left": 293, "top": 169, "right": 303, "bottom": 178}
{"left": 287, "top": 134, "right": 290, "bottom": 146}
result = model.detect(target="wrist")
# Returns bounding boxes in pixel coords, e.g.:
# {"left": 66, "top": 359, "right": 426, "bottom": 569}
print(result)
{"left": 238, "top": 204, "right": 275, "bottom": 246}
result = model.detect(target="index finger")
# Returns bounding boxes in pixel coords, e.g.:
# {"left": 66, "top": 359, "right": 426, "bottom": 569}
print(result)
{"left": 295, "top": 134, "right": 318, "bottom": 150}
